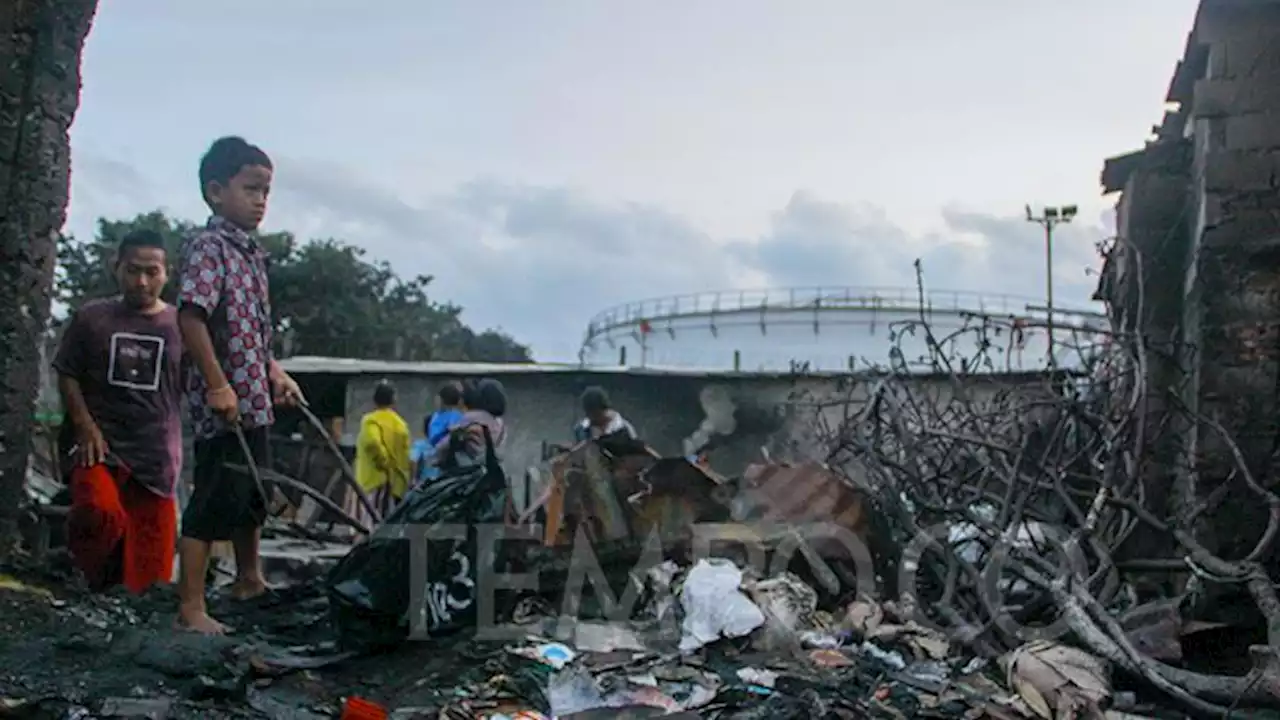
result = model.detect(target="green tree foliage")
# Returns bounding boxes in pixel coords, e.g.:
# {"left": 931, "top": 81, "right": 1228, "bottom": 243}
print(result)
{"left": 57, "top": 211, "right": 533, "bottom": 362}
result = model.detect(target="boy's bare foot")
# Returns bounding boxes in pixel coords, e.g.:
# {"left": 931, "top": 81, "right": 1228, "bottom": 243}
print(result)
{"left": 176, "top": 606, "right": 229, "bottom": 635}
{"left": 229, "top": 577, "right": 270, "bottom": 601}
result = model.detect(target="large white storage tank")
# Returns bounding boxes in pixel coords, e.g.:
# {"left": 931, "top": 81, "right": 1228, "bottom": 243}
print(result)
{"left": 578, "top": 287, "right": 1108, "bottom": 373}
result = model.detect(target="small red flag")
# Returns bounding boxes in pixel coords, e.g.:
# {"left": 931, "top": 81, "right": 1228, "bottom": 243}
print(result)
{"left": 639, "top": 319, "right": 652, "bottom": 334}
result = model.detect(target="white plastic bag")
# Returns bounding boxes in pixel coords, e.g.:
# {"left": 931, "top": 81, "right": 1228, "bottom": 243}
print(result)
{"left": 678, "top": 559, "right": 766, "bottom": 653}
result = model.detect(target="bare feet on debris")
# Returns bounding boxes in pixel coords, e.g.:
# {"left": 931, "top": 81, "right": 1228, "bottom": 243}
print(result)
{"left": 176, "top": 605, "right": 229, "bottom": 635}
{"left": 229, "top": 577, "right": 270, "bottom": 601}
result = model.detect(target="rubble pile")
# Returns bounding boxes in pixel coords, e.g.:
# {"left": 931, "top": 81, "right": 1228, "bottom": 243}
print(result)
{"left": 0, "top": 548, "right": 1203, "bottom": 719}
{"left": 5, "top": 312, "right": 1280, "bottom": 717}
{"left": 809, "top": 312, "right": 1280, "bottom": 715}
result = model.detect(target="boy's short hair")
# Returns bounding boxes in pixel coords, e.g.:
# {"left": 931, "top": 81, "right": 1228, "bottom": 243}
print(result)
{"left": 116, "top": 229, "right": 167, "bottom": 263}
{"left": 198, "top": 136, "right": 273, "bottom": 205}
{"left": 581, "top": 386, "right": 610, "bottom": 414}
{"left": 373, "top": 381, "right": 396, "bottom": 407}
{"left": 438, "top": 382, "right": 462, "bottom": 407}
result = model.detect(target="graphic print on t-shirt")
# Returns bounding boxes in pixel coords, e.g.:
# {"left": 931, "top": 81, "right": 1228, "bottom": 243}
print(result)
{"left": 107, "top": 332, "right": 165, "bottom": 391}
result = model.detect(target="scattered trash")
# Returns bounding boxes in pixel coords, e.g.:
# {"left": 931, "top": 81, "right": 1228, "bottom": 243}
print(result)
{"left": 736, "top": 667, "right": 779, "bottom": 689}
{"left": 327, "top": 426, "right": 512, "bottom": 651}
{"left": 860, "top": 640, "right": 908, "bottom": 670}
{"left": 798, "top": 630, "right": 843, "bottom": 649}
{"left": 748, "top": 572, "right": 820, "bottom": 652}
{"left": 809, "top": 648, "right": 854, "bottom": 667}
{"left": 5, "top": 387, "right": 1274, "bottom": 720}
{"left": 571, "top": 622, "right": 647, "bottom": 653}
{"left": 341, "top": 695, "right": 389, "bottom": 719}
{"left": 844, "top": 597, "right": 883, "bottom": 636}
{"left": 528, "top": 642, "right": 577, "bottom": 669}
{"left": 677, "top": 558, "right": 766, "bottom": 653}
{"left": 0, "top": 574, "right": 55, "bottom": 602}
{"left": 547, "top": 668, "right": 611, "bottom": 717}
{"left": 640, "top": 561, "right": 680, "bottom": 624}
{"left": 895, "top": 660, "right": 950, "bottom": 694}
{"left": 1003, "top": 641, "right": 1111, "bottom": 720}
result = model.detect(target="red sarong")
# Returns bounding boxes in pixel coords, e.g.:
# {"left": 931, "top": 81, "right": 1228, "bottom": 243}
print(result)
{"left": 66, "top": 463, "right": 177, "bottom": 594}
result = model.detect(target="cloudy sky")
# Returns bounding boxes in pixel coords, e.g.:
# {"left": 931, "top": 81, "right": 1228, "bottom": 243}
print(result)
{"left": 69, "top": 0, "right": 1198, "bottom": 362}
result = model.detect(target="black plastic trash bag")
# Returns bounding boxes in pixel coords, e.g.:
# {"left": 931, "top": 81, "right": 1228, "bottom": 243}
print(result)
{"left": 327, "top": 425, "right": 516, "bottom": 652}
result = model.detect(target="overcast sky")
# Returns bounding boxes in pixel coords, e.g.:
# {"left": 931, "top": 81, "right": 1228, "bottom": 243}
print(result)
{"left": 68, "top": 1, "right": 1198, "bottom": 362}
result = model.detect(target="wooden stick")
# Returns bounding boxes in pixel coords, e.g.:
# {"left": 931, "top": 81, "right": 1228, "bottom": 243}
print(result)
{"left": 225, "top": 463, "right": 370, "bottom": 535}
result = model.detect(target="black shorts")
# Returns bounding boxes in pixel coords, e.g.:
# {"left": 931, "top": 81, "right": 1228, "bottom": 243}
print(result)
{"left": 181, "top": 426, "right": 272, "bottom": 542}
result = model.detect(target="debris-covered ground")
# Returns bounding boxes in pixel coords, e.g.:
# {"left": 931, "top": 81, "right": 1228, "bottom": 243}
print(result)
{"left": 9, "top": 312, "right": 1280, "bottom": 718}
{"left": 0, "top": 551, "right": 1078, "bottom": 720}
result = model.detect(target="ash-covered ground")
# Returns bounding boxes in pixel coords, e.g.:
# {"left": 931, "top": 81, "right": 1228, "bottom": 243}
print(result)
{"left": 0, "top": 560, "right": 518, "bottom": 719}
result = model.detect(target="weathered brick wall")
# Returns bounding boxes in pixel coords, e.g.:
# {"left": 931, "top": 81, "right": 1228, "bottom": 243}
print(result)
{"left": 1182, "top": 2, "right": 1280, "bottom": 559}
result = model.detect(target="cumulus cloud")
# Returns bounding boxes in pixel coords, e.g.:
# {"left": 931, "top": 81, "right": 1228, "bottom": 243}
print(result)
{"left": 67, "top": 155, "right": 1108, "bottom": 361}
{"left": 730, "top": 193, "right": 1104, "bottom": 307}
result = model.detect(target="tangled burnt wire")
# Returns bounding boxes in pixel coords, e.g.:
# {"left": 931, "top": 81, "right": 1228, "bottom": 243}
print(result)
{"left": 806, "top": 257, "right": 1280, "bottom": 714}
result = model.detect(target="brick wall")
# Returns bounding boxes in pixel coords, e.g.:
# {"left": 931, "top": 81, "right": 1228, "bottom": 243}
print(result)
{"left": 1184, "top": 2, "right": 1280, "bottom": 559}
{"left": 1096, "top": 1, "right": 1280, "bottom": 567}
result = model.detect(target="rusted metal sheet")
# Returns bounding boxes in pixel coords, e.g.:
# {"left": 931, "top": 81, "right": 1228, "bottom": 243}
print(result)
{"left": 734, "top": 461, "right": 869, "bottom": 555}
{"left": 532, "top": 438, "right": 652, "bottom": 546}
{"left": 522, "top": 437, "right": 724, "bottom": 548}
{"left": 520, "top": 441, "right": 866, "bottom": 561}
{"left": 628, "top": 457, "right": 726, "bottom": 544}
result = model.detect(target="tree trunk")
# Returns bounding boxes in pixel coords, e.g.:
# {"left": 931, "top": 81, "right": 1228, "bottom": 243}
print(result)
{"left": 0, "top": 0, "right": 98, "bottom": 560}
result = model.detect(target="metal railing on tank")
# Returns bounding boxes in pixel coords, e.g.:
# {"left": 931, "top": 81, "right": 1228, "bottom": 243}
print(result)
{"left": 581, "top": 286, "right": 1060, "bottom": 346}
{"left": 578, "top": 286, "right": 1109, "bottom": 369}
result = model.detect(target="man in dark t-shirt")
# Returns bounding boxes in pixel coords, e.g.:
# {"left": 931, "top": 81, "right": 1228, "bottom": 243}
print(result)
{"left": 54, "top": 229, "right": 184, "bottom": 593}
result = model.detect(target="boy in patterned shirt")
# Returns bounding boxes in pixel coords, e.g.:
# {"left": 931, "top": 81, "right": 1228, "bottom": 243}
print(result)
{"left": 176, "top": 136, "right": 303, "bottom": 634}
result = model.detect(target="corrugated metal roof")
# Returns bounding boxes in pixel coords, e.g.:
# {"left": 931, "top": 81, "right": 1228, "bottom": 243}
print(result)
{"left": 279, "top": 355, "right": 829, "bottom": 378}
{"left": 276, "top": 355, "right": 1061, "bottom": 381}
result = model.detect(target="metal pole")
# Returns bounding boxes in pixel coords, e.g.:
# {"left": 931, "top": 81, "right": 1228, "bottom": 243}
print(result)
{"left": 1044, "top": 219, "right": 1055, "bottom": 371}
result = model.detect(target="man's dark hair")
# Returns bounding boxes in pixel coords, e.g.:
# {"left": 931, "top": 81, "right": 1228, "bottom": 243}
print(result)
{"left": 116, "top": 229, "right": 167, "bottom": 265}
{"left": 581, "top": 386, "right": 610, "bottom": 414}
{"left": 476, "top": 378, "right": 507, "bottom": 418}
{"left": 198, "top": 136, "right": 273, "bottom": 205}
{"left": 438, "top": 382, "right": 462, "bottom": 407}
{"left": 373, "top": 381, "right": 396, "bottom": 407}
{"left": 461, "top": 380, "right": 481, "bottom": 410}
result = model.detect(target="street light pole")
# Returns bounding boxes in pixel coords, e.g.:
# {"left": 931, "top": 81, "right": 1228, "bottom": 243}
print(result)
{"left": 1025, "top": 204, "right": 1078, "bottom": 371}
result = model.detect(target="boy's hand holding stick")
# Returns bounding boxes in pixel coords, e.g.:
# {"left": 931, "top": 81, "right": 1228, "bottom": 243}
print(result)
{"left": 206, "top": 385, "right": 240, "bottom": 424}
{"left": 269, "top": 363, "right": 305, "bottom": 407}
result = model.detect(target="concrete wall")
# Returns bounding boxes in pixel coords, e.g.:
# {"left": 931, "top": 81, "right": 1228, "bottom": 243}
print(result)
{"left": 318, "top": 368, "right": 1049, "bottom": 509}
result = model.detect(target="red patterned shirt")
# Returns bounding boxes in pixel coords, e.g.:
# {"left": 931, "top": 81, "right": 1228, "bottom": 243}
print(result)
{"left": 177, "top": 216, "right": 275, "bottom": 440}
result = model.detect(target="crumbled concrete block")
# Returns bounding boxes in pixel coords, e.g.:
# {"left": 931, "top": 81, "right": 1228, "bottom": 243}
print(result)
{"left": 1194, "top": 76, "right": 1280, "bottom": 117}
{"left": 1224, "top": 112, "right": 1280, "bottom": 150}
{"left": 1203, "top": 150, "right": 1279, "bottom": 191}
{"left": 1200, "top": 213, "right": 1280, "bottom": 250}
{"left": 1209, "top": 30, "right": 1280, "bottom": 78}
